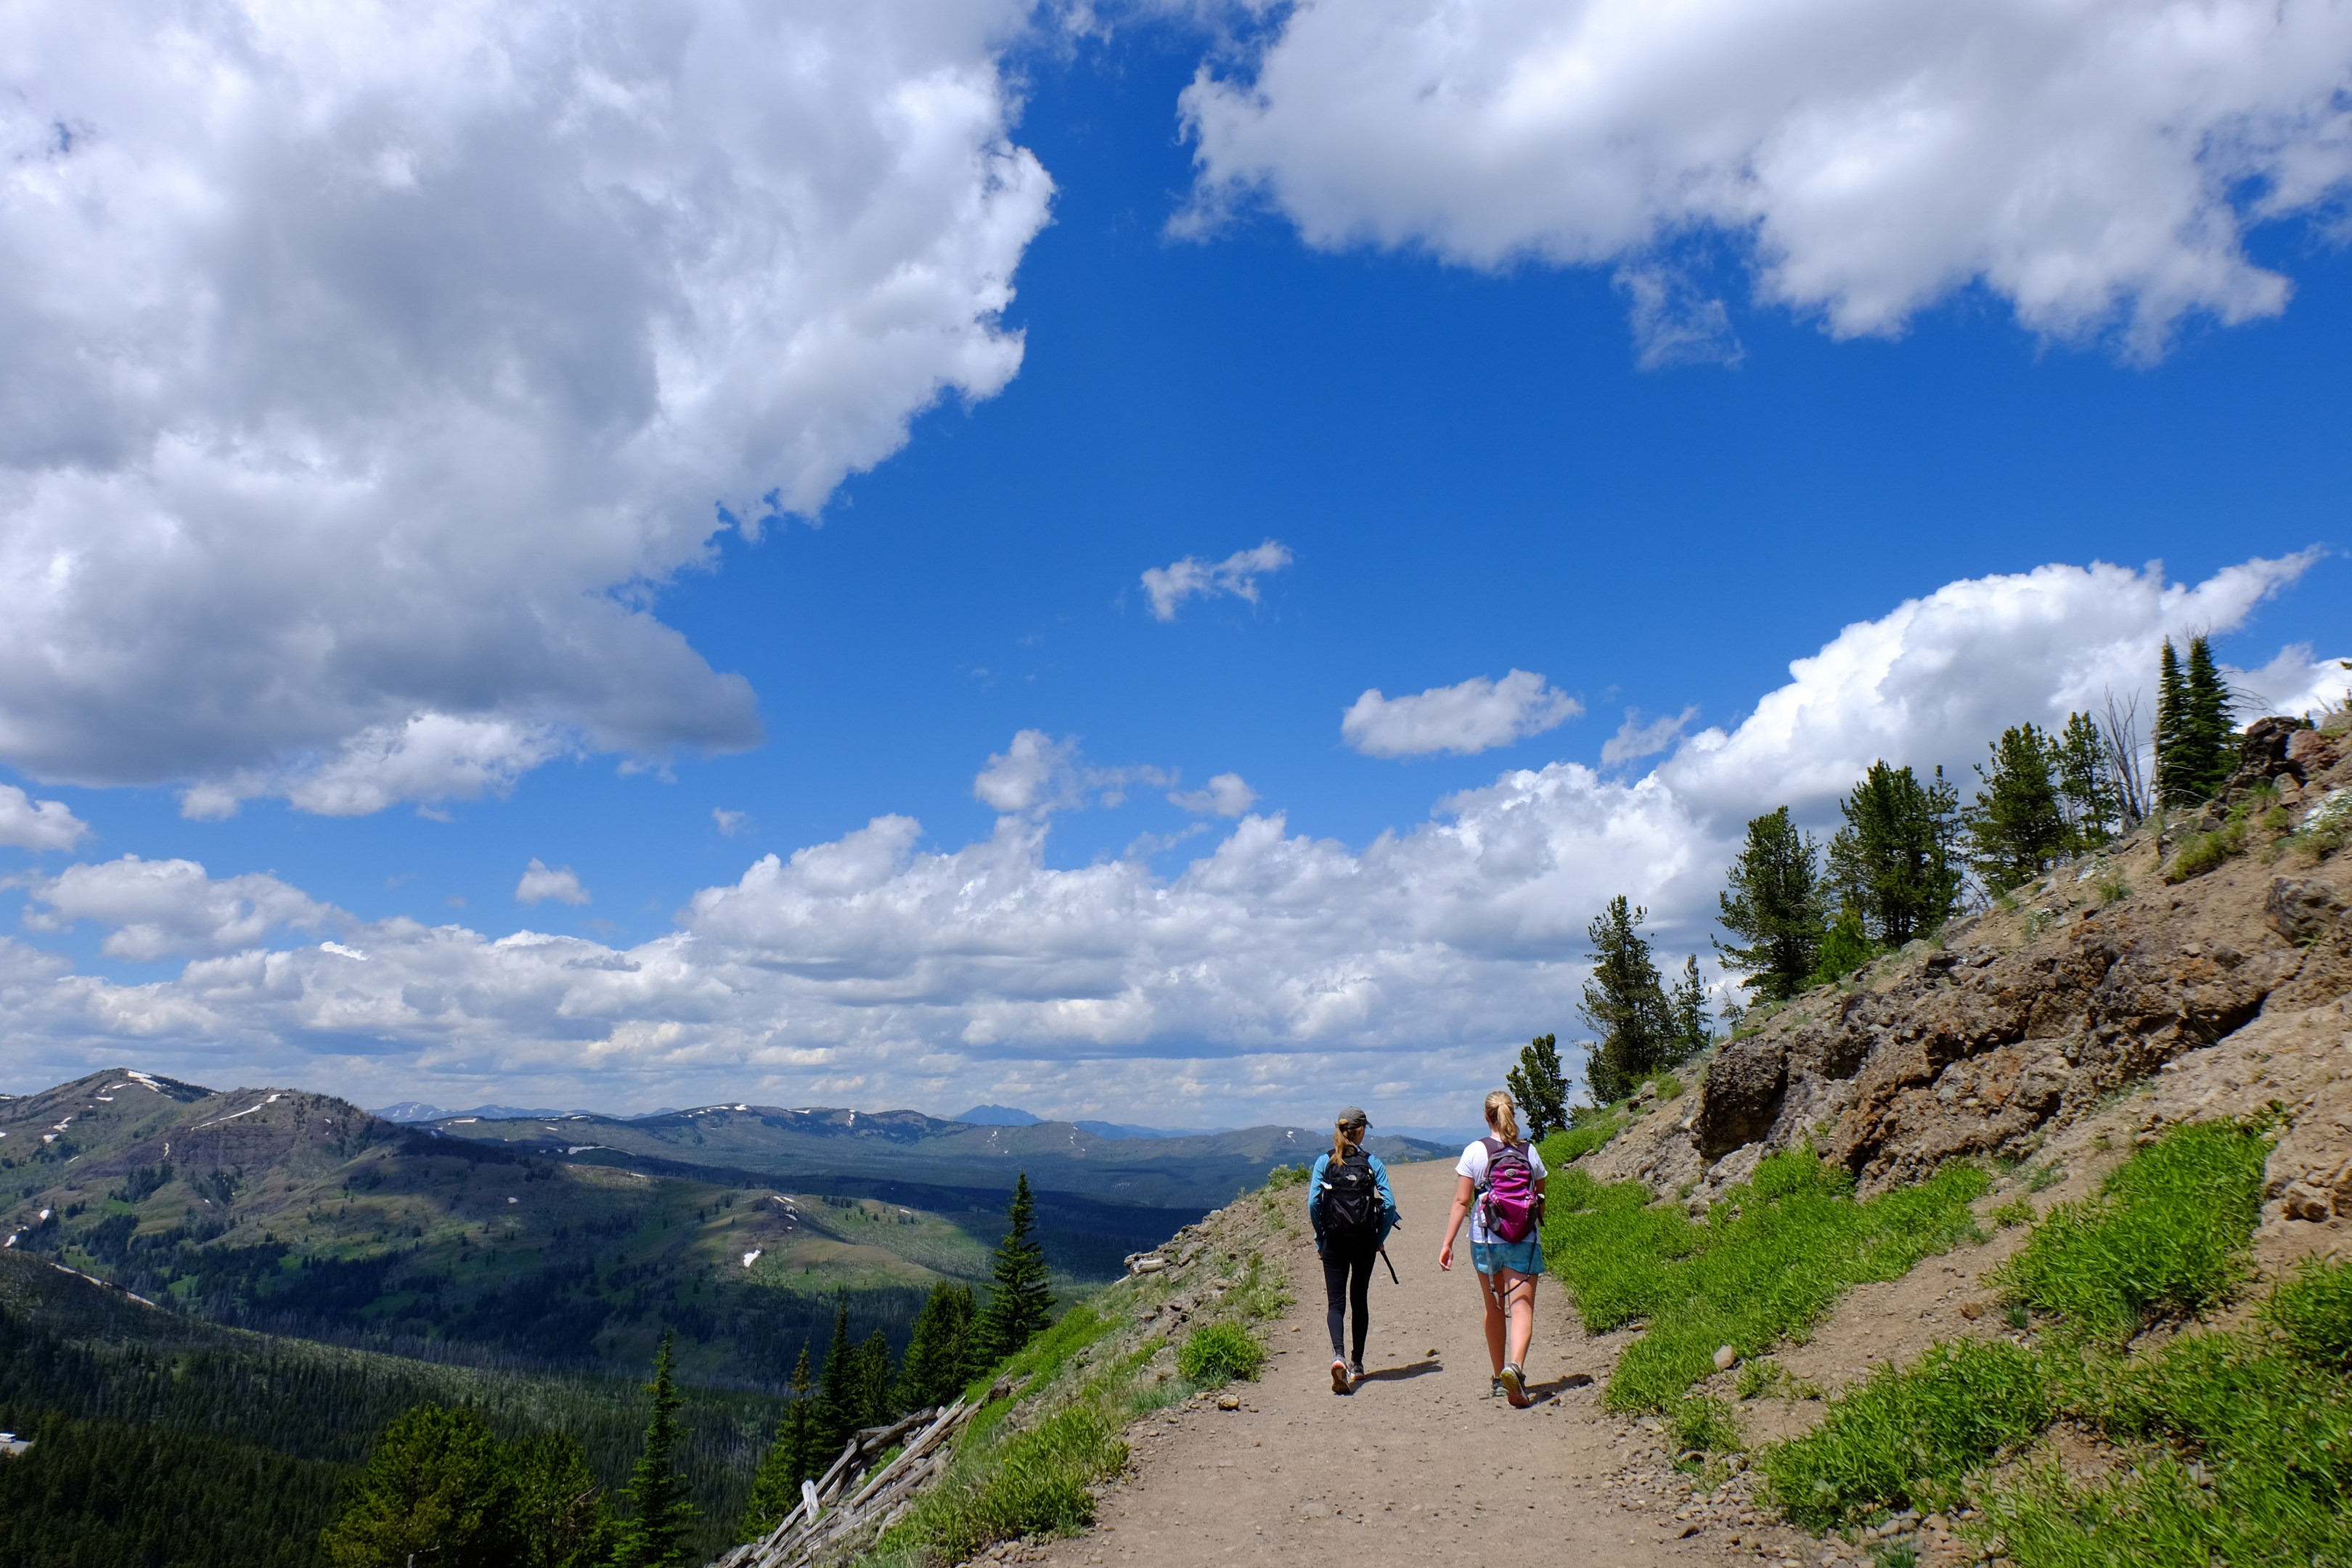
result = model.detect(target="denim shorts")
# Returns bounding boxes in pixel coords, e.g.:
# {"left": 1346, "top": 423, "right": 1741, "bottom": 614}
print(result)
{"left": 1471, "top": 1234, "right": 1545, "bottom": 1277}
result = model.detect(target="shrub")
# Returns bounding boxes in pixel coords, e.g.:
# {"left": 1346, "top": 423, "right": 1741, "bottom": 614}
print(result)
{"left": 2163, "top": 825, "right": 2238, "bottom": 883}
{"left": 1546, "top": 1150, "right": 1987, "bottom": 1411}
{"left": 1262, "top": 1164, "right": 1310, "bottom": 1191}
{"left": 1992, "top": 1120, "right": 2268, "bottom": 1341}
{"left": 1175, "top": 1323, "right": 1264, "bottom": 1387}
{"left": 1757, "top": 1339, "right": 2050, "bottom": 1528}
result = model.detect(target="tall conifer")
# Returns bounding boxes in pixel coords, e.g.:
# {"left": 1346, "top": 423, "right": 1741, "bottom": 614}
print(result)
{"left": 739, "top": 1344, "right": 820, "bottom": 1543}
{"left": 895, "top": 1283, "right": 980, "bottom": 1411}
{"left": 1825, "top": 761, "right": 1962, "bottom": 947}
{"left": 1965, "top": 724, "right": 2069, "bottom": 893}
{"left": 2055, "top": 711, "right": 2120, "bottom": 851}
{"left": 2183, "top": 635, "right": 2237, "bottom": 801}
{"left": 976, "top": 1175, "right": 1053, "bottom": 1364}
{"left": 1579, "top": 897, "right": 1676, "bottom": 1103}
{"left": 609, "top": 1332, "right": 695, "bottom": 1568}
{"left": 1505, "top": 1033, "right": 1569, "bottom": 1140}
{"left": 1667, "top": 957, "right": 1715, "bottom": 1059}
{"left": 1715, "top": 807, "right": 1825, "bottom": 1004}
{"left": 2155, "top": 637, "right": 2191, "bottom": 807}
{"left": 816, "top": 1298, "right": 857, "bottom": 1457}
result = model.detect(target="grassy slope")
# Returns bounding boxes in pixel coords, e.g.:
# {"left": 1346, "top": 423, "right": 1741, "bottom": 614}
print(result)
{"left": 1747, "top": 1119, "right": 2352, "bottom": 1568}
{"left": 1540, "top": 1145, "right": 1988, "bottom": 1413}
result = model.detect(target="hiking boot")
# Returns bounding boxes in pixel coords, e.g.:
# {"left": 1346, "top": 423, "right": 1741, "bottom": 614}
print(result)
{"left": 1500, "top": 1363, "right": 1531, "bottom": 1408}
{"left": 1329, "top": 1357, "right": 1350, "bottom": 1395}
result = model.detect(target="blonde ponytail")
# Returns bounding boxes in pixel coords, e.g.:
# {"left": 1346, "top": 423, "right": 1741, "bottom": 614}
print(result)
{"left": 1484, "top": 1090, "right": 1522, "bottom": 1146}
{"left": 1332, "top": 1119, "right": 1365, "bottom": 1162}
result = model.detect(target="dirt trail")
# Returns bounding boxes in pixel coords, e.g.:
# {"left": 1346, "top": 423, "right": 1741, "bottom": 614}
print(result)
{"left": 1029, "top": 1158, "right": 1820, "bottom": 1568}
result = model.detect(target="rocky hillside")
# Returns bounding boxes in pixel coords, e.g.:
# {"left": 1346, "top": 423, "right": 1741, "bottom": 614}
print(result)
{"left": 1588, "top": 715, "right": 2352, "bottom": 1213}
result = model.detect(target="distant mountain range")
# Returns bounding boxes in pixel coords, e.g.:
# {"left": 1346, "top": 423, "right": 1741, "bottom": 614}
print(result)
{"left": 1, "top": 1067, "right": 1448, "bottom": 1381}
{"left": 954, "top": 1104, "right": 1210, "bottom": 1140}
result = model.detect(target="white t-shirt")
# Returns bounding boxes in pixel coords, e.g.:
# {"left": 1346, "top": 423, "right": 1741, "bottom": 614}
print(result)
{"left": 1458, "top": 1138, "right": 1548, "bottom": 1244}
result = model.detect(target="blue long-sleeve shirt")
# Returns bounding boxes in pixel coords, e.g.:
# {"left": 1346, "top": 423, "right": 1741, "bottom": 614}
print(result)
{"left": 1307, "top": 1151, "right": 1400, "bottom": 1255}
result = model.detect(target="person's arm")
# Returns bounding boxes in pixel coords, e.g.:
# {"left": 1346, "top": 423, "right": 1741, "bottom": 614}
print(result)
{"left": 1307, "top": 1154, "right": 1328, "bottom": 1249}
{"left": 1438, "top": 1174, "right": 1475, "bottom": 1271}
{"left": 1370, "top": 1155, "right": 1400, "bottom": 1239}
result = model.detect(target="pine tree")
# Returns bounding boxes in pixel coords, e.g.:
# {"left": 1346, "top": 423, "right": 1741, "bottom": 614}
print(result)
{"left": 2155, "top": 637, "right": 2192, "bottom": 807}
{"left": 2182, "top": 635, "right": 2237, "bottom": 801}
{"left": 740, "top": 1344, "right": 821, "bottom": 1543}
{"left": 608, "top": 1332, "right": 696, "bottom": 1568}
{"left": 1824, "top": 761, "right": 1963, "bottom": 948}
{"left": 319, "top": 1404, "right": 519, "bottom": 1568}
{"left": 1807, "top": 905, "right": 1878, "bottom": 986}
{"left": 975, "top": 1175, "right": 1054, "bottom": 1365}
{"left": 1667, "top": 956, "right": 1715, "bottom": 1059}
{"left": 508, "top": 1432, "right": 613, "bottom": 1568}
{"left": 2055, "top": 711, "right": 2120, "bottom": 852}
{"left": 1504, "top": 1033, "right": 1569, "bottom": 1140}
{"left": 1579, "top": 896, "right": 1676, "bottom": 1105}
{"left": 895, "top": 1283, "right": 980, "bottom": 1411}
{"left": 1965, "top": 724, "right": 2069, "bottom": 894}
{"left": 852, "top": 1330, "right": 896, "bottom": 1429}
{"left": 1715, "top": 807, "right": 1825, "bottom": 1004}
{"left": 816, "top": 1298, "right": 857, "bottom": 1458}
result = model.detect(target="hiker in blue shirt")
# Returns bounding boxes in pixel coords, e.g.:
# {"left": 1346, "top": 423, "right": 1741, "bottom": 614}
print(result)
{"left": 1307, "top": 1106, "right": 1400, "bottom": 1394}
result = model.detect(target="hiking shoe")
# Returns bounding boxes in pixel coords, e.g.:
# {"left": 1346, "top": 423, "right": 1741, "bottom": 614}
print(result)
{"left": 1500, "top": 1363, "right": 1531, "bottom": 1408}
{"left": 1348, "top": 1361, "right": 1365, "bottom": 1385}
{"left": 1330, "top": 1357, "right": 1350, "bottom": 1395}
{"left": 1489, "top": 1376, "right": 1504, "bottom": 1400}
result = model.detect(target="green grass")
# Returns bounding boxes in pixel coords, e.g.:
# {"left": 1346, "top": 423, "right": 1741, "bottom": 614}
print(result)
{"left": 1980, "top": 1262, "right": 2352, "bottom": 1568}
{"left": 1545, "top": 1149, "right": 1988, "bottom": 1411}
{"left": 1756, "top": 1339, "right": 2051, "bottom": 1527}
{"left": 1262, "top": 1163, "right": 1310, "bottom": 1191}
{"left": 1991, "top": 1120, "right": 2269, "bottom": 1342}
{"left": 1667, "top": 1393, "right": 1742, "bottom": 1455}
{"left": 1540, "top": 1113, "right": 1625, "bottom": 1167}
{"left": 1175, "top": 1323, "right": 1264, "bottom": 1385}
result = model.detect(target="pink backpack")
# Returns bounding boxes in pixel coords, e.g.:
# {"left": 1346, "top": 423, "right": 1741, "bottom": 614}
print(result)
{"left": 1477, "top": 1136, "right": 1540, "bottom": 1243}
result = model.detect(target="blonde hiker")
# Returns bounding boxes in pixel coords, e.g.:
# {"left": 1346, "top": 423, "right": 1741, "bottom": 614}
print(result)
{"left": 1437, "top": 1090, "right": 1548, "bottom": 1408}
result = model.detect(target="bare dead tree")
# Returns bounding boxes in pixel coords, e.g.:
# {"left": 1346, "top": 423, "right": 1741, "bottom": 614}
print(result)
{"left": 2099, "top": 688, "right": 2150, "bottom": 828}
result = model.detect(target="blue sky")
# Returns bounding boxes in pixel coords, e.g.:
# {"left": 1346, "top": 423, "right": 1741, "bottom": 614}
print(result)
{"left": 0, "top": 3, "right": 2344, "bottom": 1125}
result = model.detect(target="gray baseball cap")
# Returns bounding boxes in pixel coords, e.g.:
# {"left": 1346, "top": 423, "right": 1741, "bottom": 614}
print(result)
{"left": 1336, "top": 1106, "right": 1370, "bottom": 1128}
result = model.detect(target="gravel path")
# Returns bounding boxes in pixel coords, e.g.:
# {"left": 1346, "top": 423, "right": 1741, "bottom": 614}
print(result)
{"left": 1024, "top": 1157, "right": 1833, "bottom": 1568}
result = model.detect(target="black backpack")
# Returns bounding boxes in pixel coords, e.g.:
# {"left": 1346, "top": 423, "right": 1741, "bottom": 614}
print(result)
{"left": 1321, "top": 1152, "right": 1383, "bottom": 1244}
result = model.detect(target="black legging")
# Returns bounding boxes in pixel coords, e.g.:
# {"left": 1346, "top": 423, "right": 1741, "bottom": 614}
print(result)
{"left": 1322, "top": 1239, "right": 1376, "bottom": 1363}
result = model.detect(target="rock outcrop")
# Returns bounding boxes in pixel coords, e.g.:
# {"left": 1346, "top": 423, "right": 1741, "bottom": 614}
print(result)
{"left": 1587, "top": 716, "right": 2352, "bottom": 1208}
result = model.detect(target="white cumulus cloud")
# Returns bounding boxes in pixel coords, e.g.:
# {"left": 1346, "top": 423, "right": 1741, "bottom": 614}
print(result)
{"left": 0, "top": 556, "right": 2334, "bottom": 1124}
{"left": 1141, "top": 540, "right": 1294, "bottom": 621}
{"left": 20, "top": 856, "right": 337, "bottom": 961}
{"left": 1169, "top": 772, "right": 1259, "bottom": 817}
{"left": 515, "top": 860, "right": 590, "bottom": 907}
{"left": 0, "top": 0, "right": 1052, "bottom": 812}
{"left": 1342, "top": 670, "right": 1583, "bottom": 758}
{"left": 1178, "top": 0, "right": 2352, "bottom": 355}
{"left": 0, "top": 785, "right": 89, "bottom": 852}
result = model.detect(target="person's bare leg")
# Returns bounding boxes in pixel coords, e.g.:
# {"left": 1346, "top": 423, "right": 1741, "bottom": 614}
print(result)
{"left": 1480, "top": 1272, "right": 1508, "bottom": 1373}
{"left": 1505, "top": 1272, "right": 1537, "bottom": 1368}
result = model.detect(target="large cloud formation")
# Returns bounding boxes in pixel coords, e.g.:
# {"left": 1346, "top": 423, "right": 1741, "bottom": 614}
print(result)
{"left": 1, "top": 557, "right": 2337, "bottom": 1123}
{"left": 1178, "top": 0, "right": 2352, "bottom": 354}
{"left": 0, "top": 0, "right": 1050, "bottom": 814}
